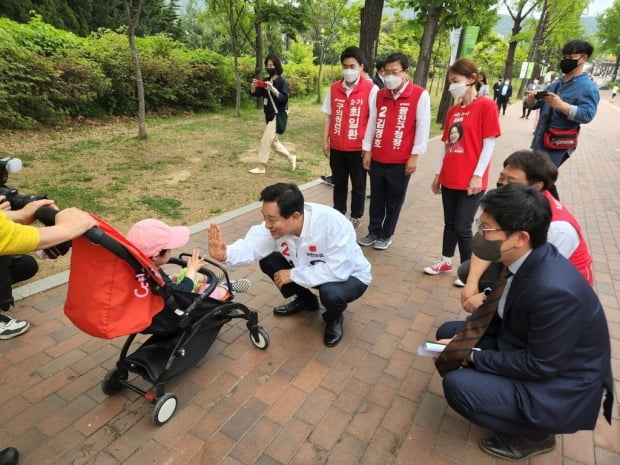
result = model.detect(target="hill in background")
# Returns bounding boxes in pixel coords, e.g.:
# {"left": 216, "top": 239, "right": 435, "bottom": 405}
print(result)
{"left": 494, "top": 14, "right": 598, "bottom": 37}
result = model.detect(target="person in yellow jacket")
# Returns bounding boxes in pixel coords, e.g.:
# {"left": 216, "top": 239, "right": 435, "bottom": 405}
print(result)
{"left": 0, "top": 198, "right": 96, "bottom": 339}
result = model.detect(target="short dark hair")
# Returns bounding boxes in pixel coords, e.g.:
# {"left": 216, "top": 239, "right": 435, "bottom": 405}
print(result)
{"left": 375, "top": 59, "right": 385, "bottom": 72}
{"left": 503, "top": 150, "right": 558, "bottom": 191}
{"left": 562, "top": 40, "right": 594, "bottom": 58}
{"left": 265, "top": 53, "right": 283, "bottom": 75}
{"left": 384, "top": 53, "right": 409, "bottom": 71}
{"left": 259, "top": 183, "right": 304, "bottom": 219}
{"left": 480, "top": 183, "right": 551, "bottom": 249}
{"left": 340, "top": 46, "right": 365, "bottom": 65}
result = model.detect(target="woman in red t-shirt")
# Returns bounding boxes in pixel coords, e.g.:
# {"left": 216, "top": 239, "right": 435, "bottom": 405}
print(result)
{"left": 424, "top": 59, "right": 501, "bottom": 282}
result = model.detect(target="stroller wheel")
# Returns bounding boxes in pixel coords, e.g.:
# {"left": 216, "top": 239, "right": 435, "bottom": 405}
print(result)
{"left": 250, "top": 326, "right": 270, "bottom": 350}
{"left": 152, "top": 393, "right": 177, "bottom": 425}
{"left": 102, "top": 367, "right": 126, "bottom": 395}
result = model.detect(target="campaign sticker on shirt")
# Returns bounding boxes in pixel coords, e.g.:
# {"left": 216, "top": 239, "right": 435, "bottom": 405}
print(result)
{"left": 309, "top": 245, "right": 317, "bottom": 252}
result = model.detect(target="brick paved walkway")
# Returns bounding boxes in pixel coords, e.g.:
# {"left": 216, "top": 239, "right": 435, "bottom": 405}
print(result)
{"left": 2, "top": 90, "right": 619, "bottom": 464}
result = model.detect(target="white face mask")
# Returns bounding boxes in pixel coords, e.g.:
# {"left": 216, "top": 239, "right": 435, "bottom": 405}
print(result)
{"left": 448, "top": 82, "right": 468, "bottom": 100}
{"left": 384, "top": 75, "right": 402, "bottom": 90}
{"left": 342, "top": 68, "right": 360, "bottom": 83}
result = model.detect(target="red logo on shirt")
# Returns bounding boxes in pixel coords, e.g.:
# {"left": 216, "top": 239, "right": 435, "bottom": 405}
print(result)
{"left": 309, "top": 245, "right": 317, "bottom": 252}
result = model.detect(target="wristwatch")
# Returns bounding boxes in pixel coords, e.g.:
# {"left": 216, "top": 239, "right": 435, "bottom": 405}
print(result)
{"left": 466, "top": 350, "right": 476, "bottom": 367}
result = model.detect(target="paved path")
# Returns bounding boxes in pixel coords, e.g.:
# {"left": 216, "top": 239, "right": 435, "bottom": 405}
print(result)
{"left": 2, "top": 90, "right": 619, "bottom": 464}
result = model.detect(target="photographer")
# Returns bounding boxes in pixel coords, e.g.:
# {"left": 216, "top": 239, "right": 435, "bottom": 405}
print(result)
{"left": 0, "top": 197, "right": 97, "bottom": 339}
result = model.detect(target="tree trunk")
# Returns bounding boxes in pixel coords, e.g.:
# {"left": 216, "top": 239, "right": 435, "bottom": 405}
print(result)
{"left": 123, "top": 0, "right": 147, "bottom": 139}
{"left": 359, "top": 0, "right": 385, "bottom": 71}
{"left": 413, "top": 0, "right": 441, "bottom": 88}
{"left": 254, "top": 0, "right": 262, "bottom": 109}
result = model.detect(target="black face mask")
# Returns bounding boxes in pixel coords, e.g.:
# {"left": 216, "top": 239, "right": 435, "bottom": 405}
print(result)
{"left": 471, "top": 233, "right": 505, "bottom": 262}
{"left": 559, "top": 58, "right": 579, "bottom": 74}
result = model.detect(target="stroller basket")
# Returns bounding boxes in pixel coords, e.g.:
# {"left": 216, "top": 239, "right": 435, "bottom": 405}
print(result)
{"left": 54, "top": 212, "right": 270, "bottom": 425}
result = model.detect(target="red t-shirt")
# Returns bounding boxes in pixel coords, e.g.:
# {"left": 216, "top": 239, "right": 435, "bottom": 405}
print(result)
{"left": 438, "top": 96, "right": 501, "bottom": 190}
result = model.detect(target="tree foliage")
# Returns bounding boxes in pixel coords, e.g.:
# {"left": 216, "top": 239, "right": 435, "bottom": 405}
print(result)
{"left": 0, "top": 0, "right": 182, "bottom": 38}
{"left": 596, "top": 0, "right": 620, "bottom": 80}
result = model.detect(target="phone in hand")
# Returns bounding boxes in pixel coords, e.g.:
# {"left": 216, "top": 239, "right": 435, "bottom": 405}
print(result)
{"left": 254, "top": 80, "right": 267, "bottom": 88}
{"left": 534, "top": 91, "right": 549, "bottom": 100}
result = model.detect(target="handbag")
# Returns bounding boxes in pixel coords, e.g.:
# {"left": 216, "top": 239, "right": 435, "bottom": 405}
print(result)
{"left": 275, "top": 110, "right": 288, "bottom": 134}
{"left": 267, "top": 86, "right": 288, "bottom": 135}
{"left": 540, "top": 81, "right": 578, "bottom": 151}
{"left": 542, "top": 127, "right": 579, "bottom": 150}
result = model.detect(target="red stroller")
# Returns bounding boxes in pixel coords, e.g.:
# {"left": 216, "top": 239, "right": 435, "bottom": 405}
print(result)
{"left": 52, "top": 211, "right": 269, "bottom": 425}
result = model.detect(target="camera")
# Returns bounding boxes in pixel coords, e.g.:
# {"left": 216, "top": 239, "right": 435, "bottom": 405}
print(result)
{"left": 534, "top": 91, "right": 549, "bottom": 100}
{"left": 0, "top": 157, "right": 48, "bottom": 210}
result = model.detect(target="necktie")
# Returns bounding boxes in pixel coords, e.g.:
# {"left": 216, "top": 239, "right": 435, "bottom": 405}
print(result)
{"left": 435, "top": 267, "right": 511, "bottom": 377}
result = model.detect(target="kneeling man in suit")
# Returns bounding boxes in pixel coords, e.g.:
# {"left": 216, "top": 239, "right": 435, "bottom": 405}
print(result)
{"left": 435, "top": 183, "right": 613, "bottom": 461}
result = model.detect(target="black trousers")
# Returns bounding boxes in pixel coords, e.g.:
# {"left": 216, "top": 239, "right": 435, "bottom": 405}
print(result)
{"left": 367, "top": 160, "right": 411, "bottom": 239}
{"left": 0, "top": 254, "right": 39, "bottom": 310}
{"left": 329, "top": 148, "right": 366, "bottom": 219}
{"left": 259, "top": 252, "right": 368, "bottom": 319}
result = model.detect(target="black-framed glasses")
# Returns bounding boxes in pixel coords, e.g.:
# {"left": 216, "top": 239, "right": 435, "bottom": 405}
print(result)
{"left": 383, "top": 68, "right": 404, "bottom": 76}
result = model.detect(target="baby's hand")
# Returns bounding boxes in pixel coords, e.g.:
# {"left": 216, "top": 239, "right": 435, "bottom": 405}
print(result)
{"left": 185, "top": 248, "right": 207, "bottom": 276}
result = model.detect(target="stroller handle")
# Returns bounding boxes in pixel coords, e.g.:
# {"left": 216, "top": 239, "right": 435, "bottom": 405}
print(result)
{"left": 34, "top": 206, "right": 100, "bottom": 241}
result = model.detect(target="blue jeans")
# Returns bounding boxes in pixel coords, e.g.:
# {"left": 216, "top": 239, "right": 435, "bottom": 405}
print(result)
{"left": 367, "top": 160, "right": 411, "bottom": 239}
{"left": 441, "top": 187, "right": 483, "bottom": 261}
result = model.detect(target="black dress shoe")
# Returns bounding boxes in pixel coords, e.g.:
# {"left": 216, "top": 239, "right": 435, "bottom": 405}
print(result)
{"left": 479, "top": 433, "right": 555, "bottom": 461}
{"left": 323, "top": 313, "right": 343, "bottom": 347}
{"left": 273, "top": 296, "right": 319, "bottom": 316}
{"left": 0, "top": 447, "right": 19, "bottom": 465}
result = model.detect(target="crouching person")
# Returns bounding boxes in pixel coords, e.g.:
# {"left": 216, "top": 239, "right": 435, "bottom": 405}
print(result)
{"left": 434, "top": 184, "right": 613, "bottom": 461}
{"left": 208, "top": 183, "right": 371, "bottom": 347}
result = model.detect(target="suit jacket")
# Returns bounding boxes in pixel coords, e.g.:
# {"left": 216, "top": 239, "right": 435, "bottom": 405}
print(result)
{"left": 372, "top": 73, "right": 385, "bottom": 89}
{"left": 497, "top": 84, "right": 512, "bottom": 101}
{"left": 475, "top": 243, "right": 613, "bottom": 433}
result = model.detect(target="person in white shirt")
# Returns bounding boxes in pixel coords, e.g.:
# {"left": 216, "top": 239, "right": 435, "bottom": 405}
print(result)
{"left": 207, "top": 183, "right": 371, "bottom": 347}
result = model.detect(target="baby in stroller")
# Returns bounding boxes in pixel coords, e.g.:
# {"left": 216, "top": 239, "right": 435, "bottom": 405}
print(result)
{"left": 62, "top": 215, "right": 269, "bottom": 425}
{"left": 126, "top": 219, "right": 250, "bottom": 301}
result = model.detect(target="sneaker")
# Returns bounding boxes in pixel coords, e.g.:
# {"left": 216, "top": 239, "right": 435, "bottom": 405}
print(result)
{"left": 289, "top": 155, "right": 297, "bottom": 172}
{"left": 249, "top": 167, "right": 265, "bottom": 174}
{"left": 320, "top": 175, "right": 335, "bottom": 187}
{"left": 0, "top": 313, "right": 30, "bottom": 339}
{"left": 454, "top": 277, "right": 465, "bottom": 287}
{"left": 423, "top": 258, "right": 453, "bottom": 275}
{"left": 373, "top": 237, "right": 392, "bottom": 250}
{"left": 358, "top": 233, "right": 378, "bottom": 247}
{"left": 228, "top": 279, "right": 252, "bottom": 293}
{"left": 350, "top": 217, "right": 362, "bottom": 230}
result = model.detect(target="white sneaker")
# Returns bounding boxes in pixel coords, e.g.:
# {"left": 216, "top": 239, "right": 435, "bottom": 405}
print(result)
{"left": 289, "top": 155, "right": 297, "bottom": 171}
{"left": 249, "top": 167, "right": 265, "bottom": 174}
{"left": 454, "top": 277, "right": 465, "bottom": 287}
{"left": 0, "top": 314, "right": 30, "bottom": 339}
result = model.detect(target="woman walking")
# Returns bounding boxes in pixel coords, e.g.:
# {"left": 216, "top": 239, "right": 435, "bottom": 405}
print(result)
{"left": 248, "top": 54, "right": 296, "bottom": 174}
{"left": 424, "top": 58, "right": 501, "bottom": 284}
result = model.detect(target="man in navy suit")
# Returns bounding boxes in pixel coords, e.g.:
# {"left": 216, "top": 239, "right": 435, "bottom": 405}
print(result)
{"left": 436, "top": 183, "right": 613, "bottom": 461}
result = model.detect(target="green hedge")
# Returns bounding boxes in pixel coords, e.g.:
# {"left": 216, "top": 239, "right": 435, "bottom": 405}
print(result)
{"left": 0, "top": 16, "right": 333, "bottom": 129}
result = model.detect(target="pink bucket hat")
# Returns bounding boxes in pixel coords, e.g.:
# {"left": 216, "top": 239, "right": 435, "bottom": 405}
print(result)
{"left": 127, "top": 219, "right": 190, "bottom": 258}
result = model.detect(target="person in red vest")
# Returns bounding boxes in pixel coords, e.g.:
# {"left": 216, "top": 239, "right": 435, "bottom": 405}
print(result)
{"left": 321, "top": 46, "right": 379, "bottom": 231}
{"left": 358, "top": 52, "right": 431, "bottom": 250}
{"left": 459, "top": 149, "right": 594, "bottom": 312}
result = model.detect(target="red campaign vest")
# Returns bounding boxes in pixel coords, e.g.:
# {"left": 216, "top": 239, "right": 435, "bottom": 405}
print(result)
{"left": 328, "top": 78, "right": 374, "bottom": 151}
{"left": 544, "top": 190, "right": 594, "bottom": 286}
{"left": 371, "top": 82, "right": 424, "bottom": 164}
